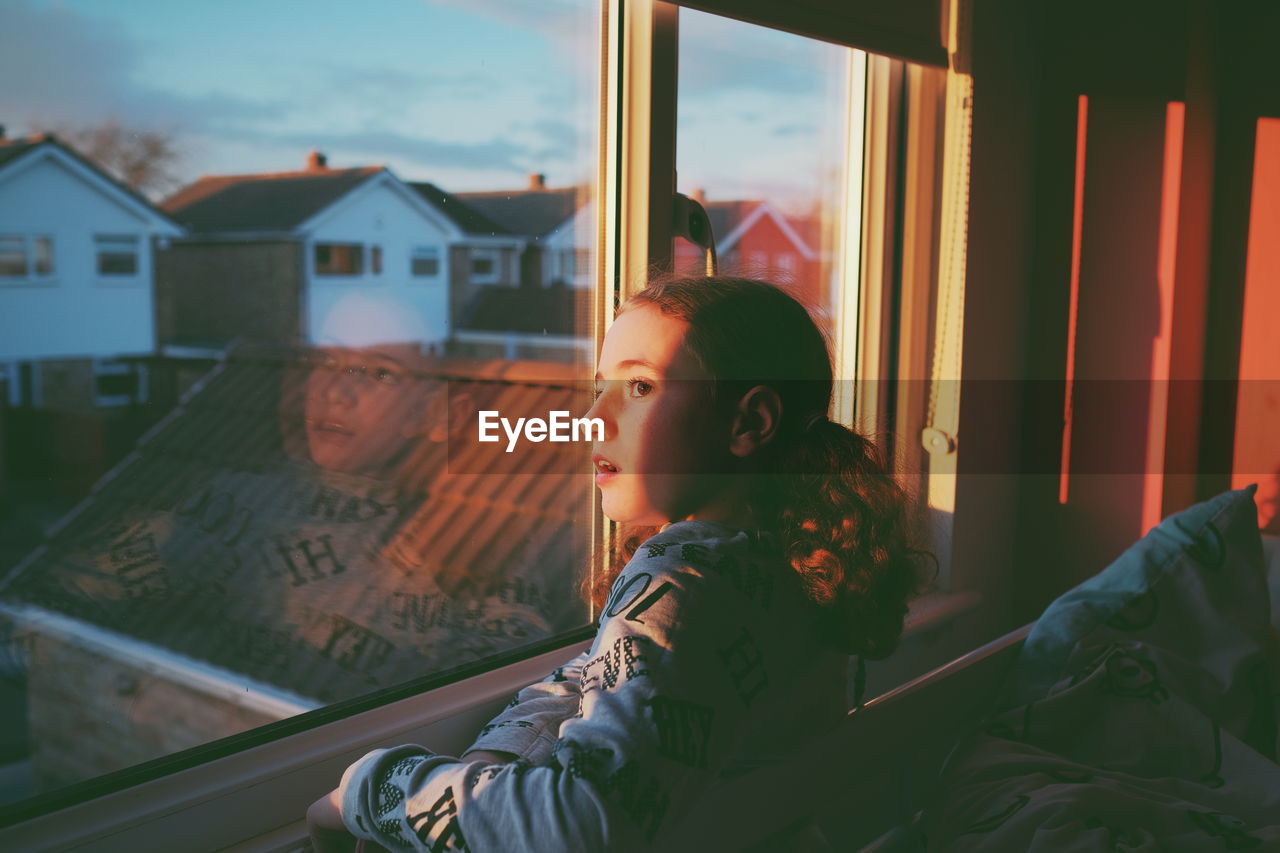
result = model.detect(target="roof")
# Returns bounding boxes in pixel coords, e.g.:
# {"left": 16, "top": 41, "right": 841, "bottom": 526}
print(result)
{"left": 408, "top": 182, "right": 511, "bottom": 237}
{"left": 1, "top": 346, "right": 594, "bottom": 705}
{"left": 162, "top": 167, "right": 382, "bottom": 235}
{"left": 455, "top": 187, "right": 585, "bottom": 240}
{"left": 703, "top": 200, "right": 760, "bottom": 250}
{"left": 460, "top": 285, "right": 591, "bottom": 335}
{"left": 0, "top": 134, "right": 181, "bottom": 231}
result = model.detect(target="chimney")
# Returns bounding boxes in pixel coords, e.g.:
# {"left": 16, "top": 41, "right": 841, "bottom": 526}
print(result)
{"left": 306, "top": 149, "right": 328, "bottom": 172}
{"left": 691, "top": 187, "right": 707, "bottom": 205}
{"left": 0, "top": 125, "right": 6, "bottom": 140}
{"left": 527, "top": 172, "right": 546, "bottom": 191}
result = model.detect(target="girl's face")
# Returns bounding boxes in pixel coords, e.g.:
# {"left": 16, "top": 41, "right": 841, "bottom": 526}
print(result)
{"left": 584, "top": 304, "right": 736, "bottom": 526}
{"left": 304, "top": 345, "right": 437, "bottom": 475}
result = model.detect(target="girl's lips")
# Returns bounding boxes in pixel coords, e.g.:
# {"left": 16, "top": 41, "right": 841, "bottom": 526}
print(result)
{"left": 592, "top": 452, "right": 619, "bottom": 485}
{"left": 307, "top": 420, "right": 355, "bottom": 444}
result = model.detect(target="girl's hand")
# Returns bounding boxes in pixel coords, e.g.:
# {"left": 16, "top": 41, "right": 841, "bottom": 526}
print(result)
{"left": 307, "top": 788, "right": 393, "bottom": 853}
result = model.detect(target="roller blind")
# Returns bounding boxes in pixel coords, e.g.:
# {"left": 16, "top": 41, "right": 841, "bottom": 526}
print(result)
{"left": 670, "top": 0, "right": 948, "bottom": 67}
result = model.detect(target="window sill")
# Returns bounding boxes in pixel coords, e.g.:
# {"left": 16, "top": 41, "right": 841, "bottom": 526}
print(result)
{"left": 0, "top": 278, "right": 58, "bottom": 288}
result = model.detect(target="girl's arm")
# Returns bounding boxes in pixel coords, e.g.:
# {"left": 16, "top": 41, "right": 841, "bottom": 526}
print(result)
{"left": 457, "top": 650, "right": 591, "bottom": 766}
{"left": 334, "top": 525, "right": 779, "bottom": 852}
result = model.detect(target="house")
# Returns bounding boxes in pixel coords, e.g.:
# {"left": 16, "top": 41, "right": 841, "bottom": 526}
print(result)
{"left": 159, "top": 152, "right": 460, "bottom": 353}
{"left": 0, "top": 133, "right": 182, "bottom": 408}
{"left": 673, "top": 192, "right": 827, "bottom": 307}
{"left": 410, "top": 175, "right": 592, "bottom": 363}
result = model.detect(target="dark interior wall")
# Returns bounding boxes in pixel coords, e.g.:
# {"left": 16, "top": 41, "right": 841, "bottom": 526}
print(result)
{"left": 1001, "top": 0, "right": 1280, "bottom": 622}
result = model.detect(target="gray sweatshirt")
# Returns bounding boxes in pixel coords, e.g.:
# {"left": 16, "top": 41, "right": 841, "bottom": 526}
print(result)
{"left": 338, "top": 520, "right": 848, "bottom": 851}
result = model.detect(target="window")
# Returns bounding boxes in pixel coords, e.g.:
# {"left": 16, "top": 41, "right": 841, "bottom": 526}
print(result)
{"left": 469, "top": 248, "right": 500, "bottom": 283}
{"left": 411, "top": 246, "right": 440, "bottom": 278}
{"left": 95, "top": 234, "right": 140, "bottom": 276}
{"left": 314, "top": 242, "right": 363, "bottom": 276}
{"left": 0, "top": 0, "right": 603, "bottom": 832}
{"left": 0, "top": 235, "right": 56, "bottom": 281}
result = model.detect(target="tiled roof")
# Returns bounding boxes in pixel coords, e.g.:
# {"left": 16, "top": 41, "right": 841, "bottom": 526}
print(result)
{"left": 456, "top": 187, "right": 585, "bottom": 240}
{"left": 408, "top": 182, "right": 511, "bottom": 237}
{"left": 460, "top": 286, "right": 590, "bottom": 336}
{"left": 703, "top": 200, "right": 760, "bottom": 249}
{"left": 1, "top": 346, "right": 595, "bottom": 705}
{"left": 162, "top": 167, "right": 382, "bottom": 235}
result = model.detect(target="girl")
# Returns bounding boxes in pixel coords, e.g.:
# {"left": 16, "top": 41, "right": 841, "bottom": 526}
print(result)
{"left": 307, "top": 276, "right": 919, "bottom": 852}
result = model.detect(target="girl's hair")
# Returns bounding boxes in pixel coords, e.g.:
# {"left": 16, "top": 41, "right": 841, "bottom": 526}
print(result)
{"left": 589, "top": 276, "right": 921, "bottom": 659}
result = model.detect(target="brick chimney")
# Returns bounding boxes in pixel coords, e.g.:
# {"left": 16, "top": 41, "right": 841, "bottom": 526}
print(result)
{"left": 306, "top": 149, "right": 328, "bottom": 172}
{"left": 527, "top": 172, "right": 546, "bottom": 191}
{"left": 691, "top": 187, "right": 707, "bottom": 205}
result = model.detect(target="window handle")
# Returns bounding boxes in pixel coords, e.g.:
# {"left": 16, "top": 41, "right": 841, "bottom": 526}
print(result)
{"left": 673, "top": 192, "right": 718, "bottom": 276}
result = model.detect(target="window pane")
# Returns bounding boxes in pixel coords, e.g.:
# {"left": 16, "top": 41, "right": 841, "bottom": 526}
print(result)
{"left": 0, "top": 0, "right": 601, "bottom": 812}
{"left": 314, "top": 242, "right": 363, "bottom": 276}
{"left": 0, "top": 236, "right": 27, "bottom": 278}
{"left": 96, "top": 235, "right": 140, "bottom": 276}
{"left": 411, "top": 247, "right": 440, "bottom": 278}
{"left": 34, "top": 237, "right": 55, "bottom": 277}
{"left": 675, "top": 9, "right": 860, "bottom": 344}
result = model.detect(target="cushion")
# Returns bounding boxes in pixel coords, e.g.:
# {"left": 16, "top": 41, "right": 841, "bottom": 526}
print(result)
{"left": 924, "top": 485, "right": 1280, "bottom": 851}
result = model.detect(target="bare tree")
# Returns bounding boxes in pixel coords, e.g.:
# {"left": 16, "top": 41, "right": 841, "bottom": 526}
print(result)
{"left": 33, "top": 118, "right": 182, "bottom": 199}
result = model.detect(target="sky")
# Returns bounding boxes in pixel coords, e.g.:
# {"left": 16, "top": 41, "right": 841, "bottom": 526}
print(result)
{"left": 0, "top": 0, "right": 853, "bottom": 212}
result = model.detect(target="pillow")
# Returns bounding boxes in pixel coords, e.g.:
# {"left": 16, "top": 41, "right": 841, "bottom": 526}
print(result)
{"left": 1003, "top": 484, "right": 1269, "bottom": 710}
{"left": 924, "top": 486, "right": 1280, "bottom": 851}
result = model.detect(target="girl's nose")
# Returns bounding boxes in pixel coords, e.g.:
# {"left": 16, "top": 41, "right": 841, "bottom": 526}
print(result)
{"left": 313, "top": 367, "right": 358, "bottom": 406}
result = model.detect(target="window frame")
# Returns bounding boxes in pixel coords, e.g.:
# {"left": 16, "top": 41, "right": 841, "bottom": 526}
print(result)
{"left": 94, "top": 233, "right": 142, "bottom": 280}
{"left": 312, "top": 241, "right": 365, "bottom": 277}
{"left": 467, "top": 247, "right": 502, "bottom": 284}
{"left": 0, "top": 234, "right": 57, "bottom": 285}
{"left": 0, "top": 0, "right": 987, "bottom": 846}
{"left": 410, "top": 245, "right": 441, "bottom": 279}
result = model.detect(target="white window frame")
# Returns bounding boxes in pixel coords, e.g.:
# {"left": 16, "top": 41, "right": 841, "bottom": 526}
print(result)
{"left": 0, "top": 1, "right": 982, "bottom": 848}
{"left": 91, "top": 358, "right": 149, "bottom": 407}
{"left": 468, "top": 247, "right": 502, "bottom": 284}
{"left": 0, "top": 234, "right": 57, "bottom": 285}
{"left": 94, "top": 233, "right": 142, "bottom": 281}
{"left": 410, "top": 246, "right": 441, "bottom": 279}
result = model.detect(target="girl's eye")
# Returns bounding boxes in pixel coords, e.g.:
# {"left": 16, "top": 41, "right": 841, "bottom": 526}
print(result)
{"left": 373, "top": 367, "right": 401, "bottom": 386}
{"left": 626, "top": 378, "right": 654, "bottom": 398}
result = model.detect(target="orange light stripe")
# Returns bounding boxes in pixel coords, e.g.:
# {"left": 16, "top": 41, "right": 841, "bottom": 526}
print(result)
{"left": 1060, "top": 95, "right": 1088, "bottom": 505}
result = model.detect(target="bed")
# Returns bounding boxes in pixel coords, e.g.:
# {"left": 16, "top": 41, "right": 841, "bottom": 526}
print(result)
{"left": 670, "top": 487, "right": 1280, "bottom": 851}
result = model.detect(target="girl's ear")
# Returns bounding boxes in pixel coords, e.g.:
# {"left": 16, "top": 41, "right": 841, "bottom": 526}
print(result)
{"left": 729, "top": 385, "right": 782, "bottom": 458}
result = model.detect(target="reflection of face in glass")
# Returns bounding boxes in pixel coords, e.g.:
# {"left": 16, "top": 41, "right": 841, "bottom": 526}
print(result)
{"left": 303, "top": 345, "right": 438, "bottom": 475}
{"left": 585, "top": 305, "right": 733, "bottom": 526}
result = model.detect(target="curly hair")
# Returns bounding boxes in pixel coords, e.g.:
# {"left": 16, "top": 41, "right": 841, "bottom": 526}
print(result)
{"left": 588, "top": 276, "right": 922, "bottom": 659}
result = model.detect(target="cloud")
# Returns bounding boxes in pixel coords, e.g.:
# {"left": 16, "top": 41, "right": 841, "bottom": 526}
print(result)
{"left": 0, "top": 1, "right": 281, "bottom": 137}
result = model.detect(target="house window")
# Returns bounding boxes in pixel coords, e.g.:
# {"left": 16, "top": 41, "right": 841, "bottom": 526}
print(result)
{"left": 411, "top": 246, "right": 440, "bottom": 277}
{"left": 95, "top": 234, "right": 140, "bottom": 276}
{"left": 314, "top": 242, "right": 363, "bottom": 275}
{"left": 93, "top": 358, "right": 149, "bottom": 407}
{"left": 469, "top": 248, "right": 500, "bottom": 284}
{"left": 0, "top": 234, "right": 56, "bottom": 281}
{"left": 370, "top": 245, "right": 383, "bottom": 275}
{"left": 775, "top": 253, "right": 797, "bottom": 274}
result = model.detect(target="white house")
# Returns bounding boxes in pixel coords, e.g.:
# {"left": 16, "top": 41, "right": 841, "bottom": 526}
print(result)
{"left": 0, "top": 135, "right": 182, "bottom": 368}
{"left": 161, "top": 153, "right": 463, "bottom": 351}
